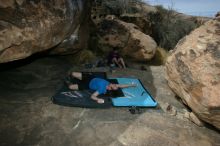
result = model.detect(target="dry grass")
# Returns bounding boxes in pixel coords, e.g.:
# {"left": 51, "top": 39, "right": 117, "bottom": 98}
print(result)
{"left": 147, "top": 47, "right": 170, "bottom": 65}
{"left": 72, "top": 49, "right": 96, "bottom": 64}
{"left": 155, "top": 47, "right": 170, "bottom": 65}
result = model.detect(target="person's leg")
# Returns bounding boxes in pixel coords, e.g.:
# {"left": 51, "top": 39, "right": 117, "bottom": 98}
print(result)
{"left": 118, "top": 58, "right": 126, "bottom": 68}
{"left": 112, "top": 57, "right": 122, "bottom": 68}
{"left": 68, "top": 84, "right": 79, "bottom": 90}
{"left": 71, "top": 72, "right": 82, "bottom": 80}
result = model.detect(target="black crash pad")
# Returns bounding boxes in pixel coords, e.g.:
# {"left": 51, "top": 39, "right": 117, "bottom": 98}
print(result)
{"left": 52, "top": 72, "right": 124, "bottom": 108}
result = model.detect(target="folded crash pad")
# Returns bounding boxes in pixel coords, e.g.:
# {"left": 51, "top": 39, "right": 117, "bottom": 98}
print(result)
{"left": 111, "top": 78, "right": 157, "bottom": 107}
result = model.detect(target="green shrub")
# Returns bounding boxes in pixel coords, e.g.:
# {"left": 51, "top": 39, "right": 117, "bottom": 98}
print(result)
{"left": 148, "top": 5, "right": 198, "bottom": 50}
{"left": 102, "top": 0, "right": 142, "bottom": 16}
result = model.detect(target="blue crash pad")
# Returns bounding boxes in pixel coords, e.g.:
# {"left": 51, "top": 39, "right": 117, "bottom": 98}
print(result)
{"left": 111, "top": 78, "right": 157, "bottom": 107}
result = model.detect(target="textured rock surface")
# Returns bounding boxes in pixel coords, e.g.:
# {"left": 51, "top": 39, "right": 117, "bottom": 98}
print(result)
{"left": 0, "top": 57, "right": 219, "bottom": 146}
{"left": 98, "top": 17, "right": 157, "bottom": 62}
{"left": 166, "top": 16, "right": 220, "bottom": 129}
{"left": 120, "top": 14, "right": 153, "bottom": 35}
{"left": 0, "top": 0, "right": 89, "bottom": 63}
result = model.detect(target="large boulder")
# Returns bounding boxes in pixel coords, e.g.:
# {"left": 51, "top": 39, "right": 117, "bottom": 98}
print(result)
{"left": 120, "top": 14, "right": 153, "bottom": 35}
{"left": 0, "top": 0, "right": 90, "bottom": 63}
{"left": 98, "top": 16, "right": 157, "bottom": 62}
{"left": 165, "top": 15, "right": 220, "bottom": 129}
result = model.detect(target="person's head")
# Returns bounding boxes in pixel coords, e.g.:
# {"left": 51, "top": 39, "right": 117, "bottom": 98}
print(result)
{"left": 106, "top": 83, "right": 118, "bottom": 90}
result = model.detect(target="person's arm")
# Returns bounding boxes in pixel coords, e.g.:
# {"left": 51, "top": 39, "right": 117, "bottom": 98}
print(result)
{"left": 90, "top": 91, "right": 104, "bottom": 104}
{"left": 117, "top": 83, "right": 137, "bottom": 89}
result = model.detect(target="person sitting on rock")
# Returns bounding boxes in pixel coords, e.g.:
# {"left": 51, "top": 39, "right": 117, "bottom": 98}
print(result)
{"left": 107, "top": 47, "right": 126, "bottom": 69}
{"left": 65, "top": 72, "right": 136, "bottom": 104}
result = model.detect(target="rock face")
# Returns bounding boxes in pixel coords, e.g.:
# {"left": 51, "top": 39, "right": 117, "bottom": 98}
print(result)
{"left": 166, "top": 16, "right": 220, "bottom": 129}
{"left": 98, "top": 17, "right": 157, "bottom": 62}
{"left": 120, "top": 14, "right": 153, "bottom": 35}
{"left": 0, "top": 0, "right": 89, "bottom": 63}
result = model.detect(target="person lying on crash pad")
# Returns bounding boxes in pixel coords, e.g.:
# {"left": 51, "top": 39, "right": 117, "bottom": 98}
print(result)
{"left": 65, "top": 72, "right": 136, "bottom": 104}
